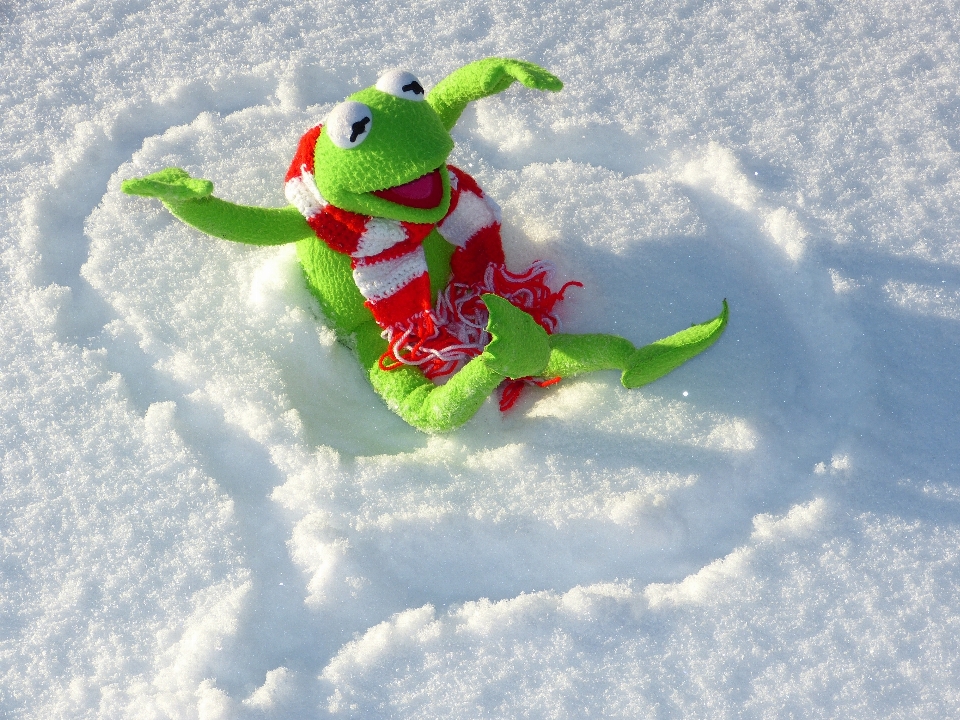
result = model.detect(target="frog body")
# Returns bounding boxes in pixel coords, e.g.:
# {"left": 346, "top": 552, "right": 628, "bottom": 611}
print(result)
{"left": 123, "top": 58, "right": 728, "bottom": 432}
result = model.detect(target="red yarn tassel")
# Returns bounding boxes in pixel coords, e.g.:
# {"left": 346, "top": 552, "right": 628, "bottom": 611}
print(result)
{"left": 378, "top": 260, "right": 580, "bottom": 412}
{"left": 498, "top": 376, "right": 562, "bottom": 412}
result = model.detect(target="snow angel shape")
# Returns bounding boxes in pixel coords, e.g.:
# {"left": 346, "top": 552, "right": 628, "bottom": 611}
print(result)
{"left": 122, "top": 58, "right": 728, "bottom": 432}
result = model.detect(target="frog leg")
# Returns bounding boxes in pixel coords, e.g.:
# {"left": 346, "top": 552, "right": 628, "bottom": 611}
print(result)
{"left": 355, "top": 299, "right": 727, "bottom": 431}
{"left": 122, "top": 168, "right": 313, "bottom": 246}
{"left": 542, "top": 333, "right": 638, "bottom": 378}
{"left": 543, "top": 300, "right": 729, "bottom": 388}
{"left": 353, "top": 294, "right": 551, "bottom": 432}
{"left": 358, "top": 325, "right": 503, "bottom": 432}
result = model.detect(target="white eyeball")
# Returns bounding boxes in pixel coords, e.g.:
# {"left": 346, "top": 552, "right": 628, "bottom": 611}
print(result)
{"left": 375, "top": 70, "right": 426, "bottom": 101}
{"left": 325, "top": 101, "right": 373, "bottom": 149}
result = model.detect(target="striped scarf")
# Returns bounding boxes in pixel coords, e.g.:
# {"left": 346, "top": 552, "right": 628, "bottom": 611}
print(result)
{"left": 285, "top": 125, "right": 577, "bottom": 387}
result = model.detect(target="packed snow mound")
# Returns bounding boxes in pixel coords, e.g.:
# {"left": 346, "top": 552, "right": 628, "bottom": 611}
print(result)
{"left": 322, "top": 501, "right": 960, "bottom": 718}
{"left": 2, "top": 0, "right": 960, "bottom": 717}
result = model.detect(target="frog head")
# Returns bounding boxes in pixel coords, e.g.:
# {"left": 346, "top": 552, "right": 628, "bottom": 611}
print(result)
{"left": 313, "top": 70, "right": 455, "bottom": 224}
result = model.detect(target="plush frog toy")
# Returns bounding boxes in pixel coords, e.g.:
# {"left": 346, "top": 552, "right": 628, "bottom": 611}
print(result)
{"left": 123, "top": 58, "right": 728, "bottom": 432}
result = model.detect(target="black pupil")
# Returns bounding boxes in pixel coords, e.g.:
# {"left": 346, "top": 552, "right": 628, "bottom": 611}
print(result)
{"left": 401, "top": 80, "right": 424, "bottom": 96}
{"left": 350, "top": 116, "right": 370, "bottom": 142}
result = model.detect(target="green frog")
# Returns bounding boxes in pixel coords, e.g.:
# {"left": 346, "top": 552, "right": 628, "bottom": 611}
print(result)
{"left": 122, "top": 58, "right": 727, "bottom": 432}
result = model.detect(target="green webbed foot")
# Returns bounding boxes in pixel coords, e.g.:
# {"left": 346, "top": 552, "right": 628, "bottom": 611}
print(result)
{"left": 621, "top": 300, "right": 729, "bottom": 388}
{"left": 121, "top": 167, "right": 214, "bottom": 204}
{"left": 479, "top": 294, "right": 551, "bottom": 379}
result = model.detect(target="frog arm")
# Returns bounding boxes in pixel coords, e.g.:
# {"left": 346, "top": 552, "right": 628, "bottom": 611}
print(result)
{"left": 162, "top": 197, "right": 313, "bottom": 246}
{"left": 426, "top": 58, "right": 563, "bottom": 131}
{"left": 122, "top": 168, "right": 313, "bottom": 246}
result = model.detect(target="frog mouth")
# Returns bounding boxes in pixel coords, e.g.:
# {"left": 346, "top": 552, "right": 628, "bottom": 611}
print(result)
{"left": 372, "top": 168, "right": 444, "bottom": 209}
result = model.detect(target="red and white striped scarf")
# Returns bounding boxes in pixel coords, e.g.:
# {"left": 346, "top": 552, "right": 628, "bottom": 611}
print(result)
{"left": 285, "top": 125, "right": 578, "bottom": 390}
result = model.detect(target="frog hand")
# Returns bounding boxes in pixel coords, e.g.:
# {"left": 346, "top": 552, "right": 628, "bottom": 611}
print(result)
{"left": 427, "top": 58, "right": 563, "bottom": 130}
{"left": 479, "top": 294, "right": 551, "bottom": 379}
{"left": 621, "top": 300, "right": 729, "bottom": 389}
{"left": 121, "top": 168, "right": 214, "bottom": 205}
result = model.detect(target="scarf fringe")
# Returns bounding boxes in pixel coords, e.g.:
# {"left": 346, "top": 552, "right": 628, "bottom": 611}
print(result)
{"left": 378, "top": 261, "right": 582, "bottom": 411}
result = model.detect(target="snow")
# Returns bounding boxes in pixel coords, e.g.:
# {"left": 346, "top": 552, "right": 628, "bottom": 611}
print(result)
{"left": 2, "top": 0, "right": 959, "bottom": 717}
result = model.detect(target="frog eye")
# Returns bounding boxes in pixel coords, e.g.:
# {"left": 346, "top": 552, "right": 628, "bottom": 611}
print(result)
{"left": 375, "top": 70, "right": 426, "bottom": 102}
{"left": 325, "top": 101, "right": 372, "bottom": 149}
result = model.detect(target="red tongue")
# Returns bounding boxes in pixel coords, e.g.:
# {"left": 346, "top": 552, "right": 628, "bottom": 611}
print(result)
{"left": 372, "top": 169, "right": 443, "bottom": 209}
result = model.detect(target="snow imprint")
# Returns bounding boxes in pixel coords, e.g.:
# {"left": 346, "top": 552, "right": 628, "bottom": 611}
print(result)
{"left": 5, "top": 2, "right": 960, "bottom": 714}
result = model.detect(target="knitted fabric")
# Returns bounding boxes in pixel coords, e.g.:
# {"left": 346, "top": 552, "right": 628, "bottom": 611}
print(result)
{"left": 285, "top": 125, "right": 435, "bottom": 331}
{"left": 285, "top": 125, "right": 579, "bottom": 386}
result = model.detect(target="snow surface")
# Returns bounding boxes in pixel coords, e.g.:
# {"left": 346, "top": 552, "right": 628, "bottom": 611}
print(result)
{"left": 2, "top": 0, "right": 960, "bottom": 717}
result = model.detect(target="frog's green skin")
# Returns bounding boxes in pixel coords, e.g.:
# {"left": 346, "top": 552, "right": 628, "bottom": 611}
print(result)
{"left": 122, "top": 58, "right": 728, "bottom": 432}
